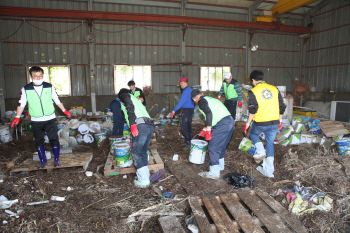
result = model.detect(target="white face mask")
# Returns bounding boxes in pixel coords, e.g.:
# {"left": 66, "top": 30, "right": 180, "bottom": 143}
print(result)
{"left": 33, "top": 79, "right": 44, "bottom": 85}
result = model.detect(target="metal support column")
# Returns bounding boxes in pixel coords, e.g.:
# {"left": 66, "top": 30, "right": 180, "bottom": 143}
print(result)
{"left": 180, "top": 0, "right": 188, "bottom": 77}
{"left": 87, "top": 0, "right": 96, "bottom": 113}
{"left": 0, "top": 42, "right": 6, "bottom": 120}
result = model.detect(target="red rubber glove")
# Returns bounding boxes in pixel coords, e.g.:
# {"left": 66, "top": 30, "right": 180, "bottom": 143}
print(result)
{"left": 244, "top": 123, "right": 250, "bottom": 134}
{"left": 217, "top": 97, "right": 221, "bottom": 101}
{"left": 199, "top": 129, "right": 206, "bottom": 137}
{"left": 11, "top": 117, "right": 20, "bottom": 127}
{"left": 63, "top": 110, "right": 71, "bottom": 118}
{"left": 131, "top": 124, "right": 139, "bottom": 137}
{"left": 278, "top": 121, "right": 283, "bottom": 131}
{"left": 170, "top": 111, "right": 175, "bottom": 119}
{"left": 238, "top": 102, "right": 242, "bottom": 107}
{"left": 205, "top": 130, "right": 212, "bottom": 140}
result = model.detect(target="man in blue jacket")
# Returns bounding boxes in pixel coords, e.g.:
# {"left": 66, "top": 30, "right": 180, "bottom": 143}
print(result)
{"left": 170, "top": 77, "right": 194, "bottom": 150}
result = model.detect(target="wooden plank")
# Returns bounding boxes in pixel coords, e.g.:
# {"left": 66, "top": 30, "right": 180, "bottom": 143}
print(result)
{"left": 6, "top": 153, "right": 23, "bottom": 168}
{"left": 151, "top": 149, "right": 163, "bottom": 165}
{"left": 208, "top": 197, "right": 239, "bottom": 233}
{"left": 11, "top": 153, "right": 93, "bottom": 173}
{"left": 158, "top": 216, "right": 186, "bottom": 233}
{"left": 237, "top": 190, "right": 293, "bottom": 233}
{"left": 219, "top": 193, "right": 265, "bottom": 233}
{"left": 202, "top": 197, "right": 230, "bottom": 233}
{"left": 104, "top": 152, "right": 114, "bottom": 172}
{"left": 188, "top": 197, "right": 215, "bottom": 233}
{"left": 254, "top": 188, "right": 308, "bottom": 233}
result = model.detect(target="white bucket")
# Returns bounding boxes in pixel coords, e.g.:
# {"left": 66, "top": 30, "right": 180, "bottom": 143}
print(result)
{"left": 189, "top": 139, "right": 208, "bottom": 164}
{"left": 238, "top": 137, "right": 256, "bottom": 154}
{"left": 0, "top": 126, "right": 12, "bottom": 143}
{"left": 5, "top": 111, "right": 13, "bottom": 119}
{"left": 277, "top": 86, "right": 286, "bottom": 97}
{"left": 78, "top": 124, "right": 90, "bottom": 134}
{"left": 83, "top": 134, "right": 94, "bottom": 143}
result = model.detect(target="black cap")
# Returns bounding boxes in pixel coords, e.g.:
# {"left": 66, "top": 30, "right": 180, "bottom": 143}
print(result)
{"left": 191, "top": 89, "right": 201, "bottom": 98}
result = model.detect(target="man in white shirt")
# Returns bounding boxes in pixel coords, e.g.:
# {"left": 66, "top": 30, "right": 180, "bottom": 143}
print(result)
{"left": 11, "top": 66, "right": 71, "bottom": 169}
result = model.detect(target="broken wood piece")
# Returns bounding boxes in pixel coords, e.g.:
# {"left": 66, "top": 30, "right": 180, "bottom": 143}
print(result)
{"left": 157, "top": 175, "right": 174, "bottom": 183}
{"left": 129, "top": 201, "right": 170, "bottom": 218}
{"left": 158, "top": 216, "right": 186, "bottom": 233}
{"left": 137, "top": 211, "right": 184, "bottom": 216}
{"left": 93, "top": 173, "right": 104, "bottom": 183}
{"left": 273, "top": 180, "right": 293, "bottom": 187}
{"left": 6, "top": 154, "right": 23, "bottom": 168}
{"left": 288, "top": 167, "right": 304, "bottom": 171}
{"left": 102, "top": 195, "right": 135, "bottom": 209}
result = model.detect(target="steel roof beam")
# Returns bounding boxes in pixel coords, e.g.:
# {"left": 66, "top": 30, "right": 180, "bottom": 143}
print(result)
{"left": 0, "top": 6, "right": 310, "bottom": 33}
{"left": 249, "top": 0, "right": 264, "bottom": 21}
{"left": 304, "top": 0, "right": 332, "bottom": 25}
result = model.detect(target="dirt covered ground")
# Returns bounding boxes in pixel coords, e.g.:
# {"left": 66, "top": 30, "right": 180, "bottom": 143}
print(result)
{"left": 0, "top": 121, "right": 350, "bottom": 232}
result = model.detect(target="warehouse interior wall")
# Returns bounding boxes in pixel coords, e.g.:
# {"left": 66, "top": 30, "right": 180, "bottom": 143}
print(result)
{"left": 1, "top": 0, "right": 350, "bottom": 115}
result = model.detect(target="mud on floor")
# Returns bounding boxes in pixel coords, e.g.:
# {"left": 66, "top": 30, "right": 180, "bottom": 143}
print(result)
{"left": 0, "top": 122, "right": 350, "bottom": 232}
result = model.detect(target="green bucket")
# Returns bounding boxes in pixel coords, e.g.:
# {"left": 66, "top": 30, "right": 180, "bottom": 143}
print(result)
{"left": 116, "top": 154, "right": 132, "bottom": 166}
{"left": 123, "top": 130, "right": 131, "bottom": 136}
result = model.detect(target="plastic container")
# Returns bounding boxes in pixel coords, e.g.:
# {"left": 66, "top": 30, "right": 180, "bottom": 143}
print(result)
{"left": 335, "top": 138, "right": 350, "bottom": 147}
{"left": 109, "top": 137, "right": 123, "bottom": 153}
{"left": 95, "top": 133, "right": 106, "bottom": 146}
{"left": 123, "top": 123, "right": 130, "bottom": 131}
{"left": 123, "top": 130, "right": 131, "bottom": 136}
{"left": 105, "top": 108, "right": 111, "bottom": 114}
{"left": 238, "top": 137, "right": 256, "bottom": 154}
{"left": 5, "top": 111, "right": 13, "bottom": 119}
{"left": 78, "top": 124, "right": 90, "bottom": 134}
{"left": 76, "top": 134, "right": 83, "bottom": 144}
{"left": 69, "top": 127, "right": 78, "bottom": 136}
{"left": 171, "top": 119, "right": 180, "bottom": 125}
{"left": 338, "top": 146, "right": 350, "bottom": 155}
{"left": 59, "top": 138, "right": 69, "bottom": 148}
{"left": 116, "top": 154, "right": 133, "bottom": 167}
{"left": 0, "top": 126, "right": 12, "bottom": 143}
{"left": 113, "top": 143, "right": 130, "bottom": 157}
{"left": 160, "top": 120, "right": 168, "bottom": 126}
{"left": 83, "top": 134, "right": 94, "bottom": 143}
{"left": 189, "top": 139, "right": 208, "bottom": 164}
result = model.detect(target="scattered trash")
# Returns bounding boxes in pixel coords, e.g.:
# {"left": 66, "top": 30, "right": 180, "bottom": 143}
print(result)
{"left": 173, "top": 154, "right": 179, "bottom": 161}
{"left": 163, "top": 193, "right": 174, "bottom": 198}
{"left": 223, "top": 173, "right": 255, "bottom": 188}
{"left": 0, "top": 195, "right": 18, "bottom": 209}
{"left": 150, "top": 169, "right": 168, "bottom": 183}
{"left": 123, "top": 175, "right": 127, "bottom": 179}
{"left": 276, "top": 184, "right": 333, "bottom": 215}
{"left": 185, "top": 215, "right": 196, "bottom": 225}
{"left": 159, "top": 186, "right": 163, "bottom": 191}
{"left": 51, "top": 196, "right": 66, "bottom": 201}
{"left": 85, "top": 171, "right": 93, "bottom": 177}
{"left": 188, "top": 224, "right": 199, "bottom": 233}
{"left": 26, "top": 201, "right": 50, "bottom": 206}
{"left": 3, "top": 220, "right": 8, "bottom": 225}
{"left": 5, "top": 210, "right": 18, "bottom": 218}
{"left": 238, "top": 138, "right": 256, "bottom": 154}
{"left": 67, "top": 187, "right": 73, "bottom": 191}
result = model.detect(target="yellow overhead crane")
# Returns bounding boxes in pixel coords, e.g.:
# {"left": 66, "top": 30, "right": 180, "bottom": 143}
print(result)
{"left": 254, "top": 0, "right": 317, "bottom": 24}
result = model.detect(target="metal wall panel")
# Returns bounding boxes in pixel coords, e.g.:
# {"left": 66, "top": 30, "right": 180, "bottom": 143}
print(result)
{"left": 306, "top": 1, "right": 350, "bottom": 92}
{"left": 1, "top": 0, "right": 306, "bottom": 96}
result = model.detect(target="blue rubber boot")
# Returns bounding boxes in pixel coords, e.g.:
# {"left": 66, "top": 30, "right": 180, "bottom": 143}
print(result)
{"left": 52, "top": 145, "right": 60, "bottom": 167}
{"left": 37, "top": 146, "right": 47, "bottom": 169}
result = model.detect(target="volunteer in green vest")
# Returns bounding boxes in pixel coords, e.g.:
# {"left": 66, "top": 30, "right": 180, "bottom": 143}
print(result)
{"left": 118, "top": 88, "right": 154, "bottom": 188}
{"left": 191, "top": 89, "right": 235, "bottom": 179}
{"left": 218, "top": 72, "right": 243, "bottom": 120}
{"left": 244, "top": 70, "right": 285, "bottom": 177}
{"left": 128, "top": 80, "right": 146, "bottom": 106}
{"left": 11, "top": 66, "right": 71, "bottom": 169}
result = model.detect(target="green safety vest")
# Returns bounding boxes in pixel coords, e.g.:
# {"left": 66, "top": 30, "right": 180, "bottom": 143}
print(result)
{"left": 121, "top": 94, "right": 150, "bottom": 127}
{"left": 223, "top": 82, "right": 238, "bottom": 100}
{"left": 132, "top": 90, "right": 141, "bottom": 98}
{"left": 24, "top": 82, "right": 55, "bottom": 118}
{"left": 198, "top": 96, "right": 231, "bottom": 127}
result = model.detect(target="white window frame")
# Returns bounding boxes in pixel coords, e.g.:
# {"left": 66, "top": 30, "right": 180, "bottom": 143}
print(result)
{"left": 200, "top": 66, "right": 231, "bottom": 92}
{"left": 113, "top": 65, "right": 152, "bottom": 94}
{"left": 26, "top": 65, "right": 71, "bottom": 96}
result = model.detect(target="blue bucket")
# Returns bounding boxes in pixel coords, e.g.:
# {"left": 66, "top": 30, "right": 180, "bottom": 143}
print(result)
{"left": 335, "top": 138, "right": 350, "bottom": 147}
{"left": 160, "top": 120, "right": 168, "bottom": 126}
{"left": 338, "top": 146, "right": 350, "bottom": 155}
{"left": 123, "top": 123, "right": 130, "bottom": 131}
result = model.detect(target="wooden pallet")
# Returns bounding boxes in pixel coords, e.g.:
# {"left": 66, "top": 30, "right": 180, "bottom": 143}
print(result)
{"left": 189, "top": 188, "right": 308, "bottom": 233}
{"left": 11, "top": 152, "right": 93, "bottom": 173}
{"left": 103, "top": 149, "right": 164, "bottom": 176}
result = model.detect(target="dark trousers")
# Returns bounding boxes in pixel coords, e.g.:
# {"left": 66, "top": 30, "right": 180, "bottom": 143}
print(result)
{"left": 182, "top": 108, "right": 194, "bottom": 143}
{"left": 131, "top": 124, "right": 154, "bottom": 169}
{"left": 224, "top": 99, "right": 237, "bottom": 120}
{"left": 31, "top": 118, "right": 59, "bottom": 147}
{"left": 208, "top": 116, "right": 235, "bottom": 166}
{"left": 110, "top": 99, "right": 124, "bottom": 136}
